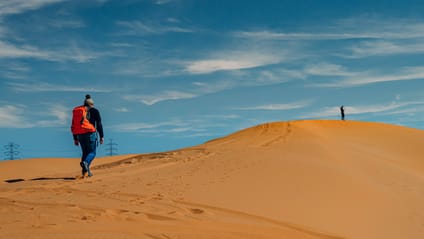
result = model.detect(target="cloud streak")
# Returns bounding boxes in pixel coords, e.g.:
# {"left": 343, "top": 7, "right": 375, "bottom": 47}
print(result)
{"left": 123, "top": 66, "right": 303, "bottom": 106}
{"left": 346, "top": 40, "right": 424, "bottom": 58}
{"left": 303, "top": 63, "right": 356, "bottom": 77}
{"left": 236, "top": 19, "right": 424, "bottom": 61}
{"left": 8, "top": 81, "right": 112, "bottom": 93}
{"left": 0, "top": 104, "right": 69, "bottom": 128}
{"left": 116, "top": 20, "right": 193, "bottom": 35}
{"left": 0, "top": 0, "right": 65, "bottom": 17}
{"left": 0, "top": 40, "right": 100, "bottom": 63}
{"left": 0, "top": 0, "right": 98, "bottom": 63}
{"left": 124, "top": 91, "right": 197, "bottom": 105}
{"left": 237, "top": 19, "right": 424, "bottom": 41}
{"left": 235, "top": 101, "right": 311, "bottom": 111}
{"left": 111, "top": 117, "right": 231, "bottom": 138}
{"left": 112, "top": 120, "right": 197, "bottom": 134}
{"left": 35, "top": 104, "right": 69, "bottom": 127}
{"left": 313, "top": 66, "right": 424, "bottom": 88}
{"left": 0, "top": 105, "right": 30, "bottom": 128}
{"left": 236, "top": 31, "right": 380, "bottom": 41}
{"left": 184, "top": 51, "right": 283, "bottom": 74}
{"left": 0, "top": 41, "right": 49, "bottom": 59}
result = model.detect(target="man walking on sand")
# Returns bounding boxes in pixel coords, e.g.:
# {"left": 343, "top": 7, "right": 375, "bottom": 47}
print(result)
{"left": 340, "top": 105, "right": 345, "bottom": 120}
{"left": 71, "top": 94, "right": 104, "bottom": 177}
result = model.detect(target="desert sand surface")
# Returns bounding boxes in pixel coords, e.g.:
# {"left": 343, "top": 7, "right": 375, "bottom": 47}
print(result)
{"left": 1, "top": 120, "right": 424, "bottom": 239}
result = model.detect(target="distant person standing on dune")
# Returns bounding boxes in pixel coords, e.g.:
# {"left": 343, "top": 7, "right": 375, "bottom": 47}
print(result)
{"left": 71, "top": 94, "right": 104, "bottom": 177}
{"left": 340, "top": 106, "right": 345, "bottom": 120}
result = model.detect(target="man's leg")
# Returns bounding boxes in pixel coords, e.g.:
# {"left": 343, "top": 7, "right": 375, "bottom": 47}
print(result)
{"left": 78, "top": 134, "right": 90, "bottom": 176}
{"left": 84, "top": 133, "right": 97, "bottom": 176}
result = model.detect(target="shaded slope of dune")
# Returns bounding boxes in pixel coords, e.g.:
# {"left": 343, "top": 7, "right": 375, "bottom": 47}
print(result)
{"left": 1, "top": 120, "right": 424, "bottom": 239}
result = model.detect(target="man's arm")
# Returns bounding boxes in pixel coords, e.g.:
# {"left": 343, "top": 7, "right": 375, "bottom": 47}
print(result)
{"left": 73, "top": 134, "right": 79, "bottom": 146}
{"left": 93, "top": 108, "right": 104, "bottom": 144}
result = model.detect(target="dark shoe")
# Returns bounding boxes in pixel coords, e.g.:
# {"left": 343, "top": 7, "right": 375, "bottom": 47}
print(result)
{"left": 80, "top": 161, "right": 88, "bottom": 175}
{"left": 83, "top": 161, "right": 93, "bottom": 177}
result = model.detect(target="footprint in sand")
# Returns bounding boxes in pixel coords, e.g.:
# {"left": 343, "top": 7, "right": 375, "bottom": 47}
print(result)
{"left": 152, "top": 193, "right": 164, "bottom": 200}
{"left": 190, "top": 208, "right": 204, "bottom": 214}
{"left": 145, "top": 213, "right": 176, "bottom": 221}
{"left": 129, "top": 198, "right": 145, "bottom": 205}
{"left": 144, "top": 233, "right": 172, "bottom": 239}
{"left": 105, "top": 208, "right": 130, "bottom": 215}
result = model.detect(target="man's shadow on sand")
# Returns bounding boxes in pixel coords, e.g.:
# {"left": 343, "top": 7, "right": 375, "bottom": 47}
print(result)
{"left": 4, "top": 177, "right": 76, "bottom": 183}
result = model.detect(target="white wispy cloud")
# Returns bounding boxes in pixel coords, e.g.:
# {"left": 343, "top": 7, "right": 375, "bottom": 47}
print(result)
{"left": 235, "top": 101, "right": 311, "bottom": 111}
{"left": 139, "top": 127, "right": 204, "bottom": 134}
{"left": 379, "top": 106, "right": 424, "bottom": 116}
{"left": 0, "top": 1, "right": 97, "bottom": 63}
{"left": 116, "top": 20, "right": 193, "bottom": 35}
{"left": 2, "top": 62, "right": 30, "bottom": 72}
{"left": 0, "top": 0, "right": 66, "bottom": 17}
{"left": 49, "top": 105, "right": 68, "bottom": 122}
{"left": 0, "top": 25, "right": 5, "bottom": 36}
{"left": 200, "top": 114, "right": 240, "bottom": 120}
{"left": 314, "top": 66, "right": 424, "bottom": 88}
{"left": 112, "top": 57, "right": 182, "bottom": 78}
{"left": 0, "top": 104, "right": 68, "bottom": 128}
{"left": 8, "top": 81, "right": 111, "bottom": 93}
{"left": 186, "top": 59, "right": 267, "bottom": 74}
{"left": 0, "top": 62, "right": 30, "bottom": 79}
{"left": 303, "top": 63, "right": 356, "bottom": 76}
{"left": 48, "top": 19, "right": 85, "bottom": 29}
{"left": 237, "top": 19, "right": 424, "bottom": 41}
{"left": 112, "top": 120, "right": 188, "bottom": 132}
{"left": 236, "top": 18, "right": 424, "bottom": 61}
{"left": 0, "top": 41, "right": 49, "bottom": 59}
{"left": 140, "top": 69, "right": 297, "bottom": 105}
{"left": 124, "top": 91, "right": 197, "bottom": 105}
{"left": 0, "top": 105, "right": 31, "bottom": 128}
{"left": 236, "top": 31, "right": 378, "bottom": 41}
{"left": 336, "top": 18, "right": 424, "bottom": 40}
{"left": 346, "top": 40, "right": 424, "bottom": 58}
{"left": 35, "top": 104, "right": 69, "bottom": 127}
{"left": 109, "top": 42, "right": 133, "bottom": 48}
{"left": 113, "top": 122, "right": 163, "bottom": 132}
{"left": 185, "top": 51, "right": 283, "bottom": 74}
{"left": 112, "top": 118, "right": 228, "bottom": 137}
{"left": 127, "top": 67, "right": 301, "bottom": 106}
{"left": 0, "top": 40, "right": 100, "bottom": 62}
{"left": 115, "top": 107, "right": 129, "bottom": 113}
{"left": 61, "top": 45, "right": 100, "bottom": 63}
{"left": 113, "top": 31, "right": 295, "bottom": 77}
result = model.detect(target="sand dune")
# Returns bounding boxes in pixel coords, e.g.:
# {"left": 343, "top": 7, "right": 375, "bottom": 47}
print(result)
{"left": 1, "top": 120, "right": 424, "bottom": 239}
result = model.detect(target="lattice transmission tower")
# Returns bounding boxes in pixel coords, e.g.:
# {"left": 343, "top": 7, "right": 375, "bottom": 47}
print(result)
{"left": 105, "top": 139, "right": 118, "bottom": 156}
{"left": 4, "top": 142, "right": 20, "bottom": 160}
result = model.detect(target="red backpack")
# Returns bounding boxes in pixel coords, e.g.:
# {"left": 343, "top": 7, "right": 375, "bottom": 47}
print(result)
{"left": 71, "top": 105, "right": 96, "bottom": 135}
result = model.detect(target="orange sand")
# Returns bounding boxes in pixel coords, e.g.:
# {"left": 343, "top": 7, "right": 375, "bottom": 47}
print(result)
{"left": 1, "top": 120, "right": 424, "bottom": 239}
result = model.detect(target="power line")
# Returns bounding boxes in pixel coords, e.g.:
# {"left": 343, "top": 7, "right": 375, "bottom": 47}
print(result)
{"left": 105, "top": 139, "right": 118, "bottom": 156}
{"left": 4, "top": 142, "right": 20, "bottom": 160}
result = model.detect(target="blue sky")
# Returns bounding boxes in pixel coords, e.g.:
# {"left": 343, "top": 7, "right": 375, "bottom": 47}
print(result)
{"left": 1, "top": 0, "right": 424, "bottom": 159}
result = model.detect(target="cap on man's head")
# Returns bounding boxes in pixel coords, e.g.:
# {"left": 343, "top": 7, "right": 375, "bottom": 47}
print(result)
{"left": 84, "top": 94, "right": 94, "bottom": 106}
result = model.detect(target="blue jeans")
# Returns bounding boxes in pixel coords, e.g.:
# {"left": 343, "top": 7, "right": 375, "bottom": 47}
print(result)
{"left": 77, "top": 132, "right": 97, "bottom": 168}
